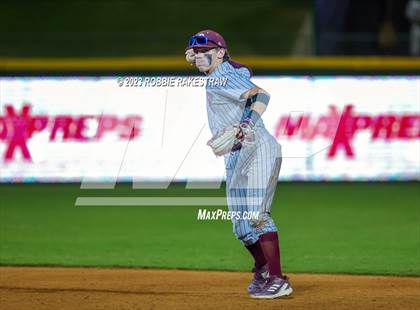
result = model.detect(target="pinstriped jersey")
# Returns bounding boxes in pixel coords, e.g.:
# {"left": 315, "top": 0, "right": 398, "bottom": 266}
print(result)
{"left": 205, "top": 61, "right": 269, "bottom": 136}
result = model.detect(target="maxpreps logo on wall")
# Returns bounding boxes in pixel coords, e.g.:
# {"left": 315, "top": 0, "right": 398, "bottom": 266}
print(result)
{"left": 0, "top": 104, "right": 141, "bottom": 162}
{"left": 263, "top": 76, "right": 420, "bottom": 180}
{"left": 274, "top": 104, "right": 420, "bottom": 158}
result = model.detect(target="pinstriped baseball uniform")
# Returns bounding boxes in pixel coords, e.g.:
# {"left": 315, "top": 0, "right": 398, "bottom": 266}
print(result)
{"left": 206, "top": 61, "right": 282, "bottom": 246}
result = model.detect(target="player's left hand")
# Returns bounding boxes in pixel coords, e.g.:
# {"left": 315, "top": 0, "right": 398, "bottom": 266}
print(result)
{"left": 236, "top": 119, "right": 255, "bottom": 144}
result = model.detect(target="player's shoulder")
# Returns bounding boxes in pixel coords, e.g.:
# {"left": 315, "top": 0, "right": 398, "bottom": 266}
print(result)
{"left": 213, "top": 61, "right": 253, "bottom": 79}
{"left": 227, "top": 61, "right": 253, "bottom": 79}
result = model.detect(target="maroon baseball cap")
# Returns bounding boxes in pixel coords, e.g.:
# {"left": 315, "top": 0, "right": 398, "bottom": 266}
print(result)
{"left": 187, "top": 30, "right": 227, "bottom": 50}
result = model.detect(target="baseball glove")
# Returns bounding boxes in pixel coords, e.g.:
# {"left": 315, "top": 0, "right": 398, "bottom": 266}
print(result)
{"left": 207, "top": 125, "right": 243, "bottom": 156}
{"left": 207, "top": 123, "right": 253, "bottom": 156}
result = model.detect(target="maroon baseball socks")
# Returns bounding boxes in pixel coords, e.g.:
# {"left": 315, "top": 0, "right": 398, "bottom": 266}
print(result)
{"left": 245, "top": 241, "right": 266, "bottom": 269}
{"left": 259, "top": 231, "right": 283, "bottom": 278}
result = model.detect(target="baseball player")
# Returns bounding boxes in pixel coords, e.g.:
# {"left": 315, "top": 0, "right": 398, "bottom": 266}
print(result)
{"left": 185, "top": 30, "right": 293, "bottom": 299}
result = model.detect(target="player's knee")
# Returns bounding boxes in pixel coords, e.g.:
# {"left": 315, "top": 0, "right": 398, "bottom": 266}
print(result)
{"left": 235, "top": 231, "right": 257, "bottom": 245}
{"left": 232, "top": 222, "right": 255, "bottom": 244}
{"left": 250, "top": 212, "right": 276, "bottom": 234}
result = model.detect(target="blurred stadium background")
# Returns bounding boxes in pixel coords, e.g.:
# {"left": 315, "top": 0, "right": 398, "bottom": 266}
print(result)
{"left": 0, "top": 0, "right": 418, "bottom": 58}
{"left": 0, "top": 0, "right": 419, "bottom": 280}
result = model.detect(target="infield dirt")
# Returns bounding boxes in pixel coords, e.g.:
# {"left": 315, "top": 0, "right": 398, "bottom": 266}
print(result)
{"left": 0, "top": 267, "right": 419, "bottom": 310}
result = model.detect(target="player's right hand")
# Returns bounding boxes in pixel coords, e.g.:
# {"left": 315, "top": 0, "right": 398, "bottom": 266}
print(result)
{"left": 185, "top": 48, "right": 196, "bottom": 65}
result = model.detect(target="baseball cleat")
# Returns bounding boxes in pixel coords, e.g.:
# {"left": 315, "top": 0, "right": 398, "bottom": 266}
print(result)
{"left": 247, "top": 264, "right": 269, "bottom": 295}
{"left": 250, "top": 275, "right": 293, "bottom": 299}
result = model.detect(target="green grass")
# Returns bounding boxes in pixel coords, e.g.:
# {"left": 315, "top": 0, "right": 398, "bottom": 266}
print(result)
{"left": 0, "top": 182, "right": 419, "bottom": 276}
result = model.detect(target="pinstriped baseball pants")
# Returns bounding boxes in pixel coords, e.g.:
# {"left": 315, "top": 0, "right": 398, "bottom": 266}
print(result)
{"left": 225, "top": 134, "right": 282, "bottom": 246}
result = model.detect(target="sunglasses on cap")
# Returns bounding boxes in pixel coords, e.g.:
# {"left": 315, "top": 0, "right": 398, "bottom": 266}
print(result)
{"left": 188, "top": 35, "right": 222, "bottom": 48}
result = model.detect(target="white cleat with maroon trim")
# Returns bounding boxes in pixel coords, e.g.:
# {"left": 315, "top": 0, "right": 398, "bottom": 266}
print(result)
{"left": 250, "top": 276, "right": 293, "bottom": 299}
